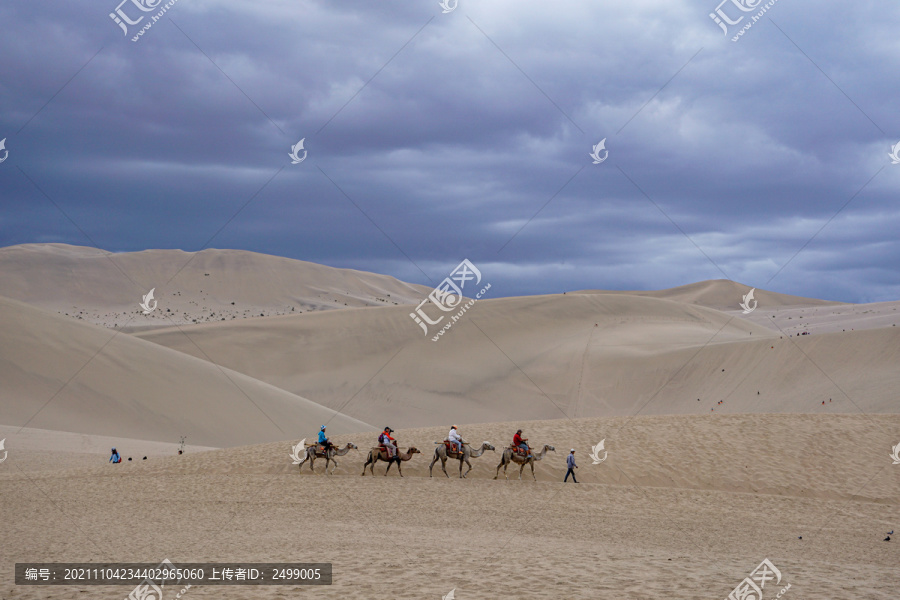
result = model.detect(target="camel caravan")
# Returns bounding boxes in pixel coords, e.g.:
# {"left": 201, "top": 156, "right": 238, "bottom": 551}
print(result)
{"left": 294, "top": 425, "right": 555, "bottom": 480}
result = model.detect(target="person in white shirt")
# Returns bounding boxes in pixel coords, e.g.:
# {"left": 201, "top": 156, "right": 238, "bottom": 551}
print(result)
{"left": 448, "top": 425, "right": 464, "bottom": 453}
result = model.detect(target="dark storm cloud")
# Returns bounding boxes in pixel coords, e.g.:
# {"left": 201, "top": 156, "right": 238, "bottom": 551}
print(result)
{"left": 1, "top": 0, "right": 898, "bottom": 302}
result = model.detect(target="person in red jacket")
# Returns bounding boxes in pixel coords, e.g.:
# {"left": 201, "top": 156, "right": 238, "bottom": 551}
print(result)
{"left": 379, "top": 427, "right": 397, "bottom": 459}
{"left": 513, "top": 429, "right": 530, "bottom": 457}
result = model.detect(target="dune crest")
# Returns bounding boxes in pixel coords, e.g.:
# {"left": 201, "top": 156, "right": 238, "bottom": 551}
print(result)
{"left": 0, "top": 243, "right": 430, "bottom": 330}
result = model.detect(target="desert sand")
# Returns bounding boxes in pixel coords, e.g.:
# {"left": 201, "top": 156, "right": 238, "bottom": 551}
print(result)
{"left": 136, "top": 293, "right": 900, "bottom": 426}
{"left": 2, "top": 415, "right": 897, "bottom": 599}
{"left": 1, "top": 244, "right": 897, "bottom": 599}
{"left": 0, "top": 244, "right": 429, "bottom": 330}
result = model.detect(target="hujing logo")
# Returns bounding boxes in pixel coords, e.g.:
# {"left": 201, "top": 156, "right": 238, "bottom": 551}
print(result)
{"left": 110, "top": 0, "right": 162, "bottom": 34}
{"left": 891, "top": 443, "right": 900, "bottom": 465}
{"left": 889, "top": 142, "right": 900, "bottom": 165}
{"left": 589, "top": 139, "right": 608, "bottom": 164}
{"left": 710, "top": 0, "right": 780, "bottom": 42}
{"left": 126, "top": 558, "right": 183, "bottom": 600}
{"left": 139, "top": 288, "right": 158, "bottom": 314}
{"left": 109, "top": 0, "right": 181, "bottom": 42}
{"left": 290, "top": 438, "right": 307, "bottom": 464}
{"left": 410, "top": 259, "right": 491, "bottom": 341}
{"left": 740, "top": 287, "right": 757, "bottom": 314}
{"left": 289, "top": 138, "right": 307, "bottom": 164}
{"left": 0, "top": 439, "right": 7, "bottom": 464}
{"left": 727, "top": 558, "right": 789, "bottom": 600}
{"left": 0, "top": 138, "right": 8, "bottom": 164}
{"left": 438, "top": 0, "right": 458, "bottom": 14}
{"left": 589, "top": 439, "right": 607, "bottom": 464}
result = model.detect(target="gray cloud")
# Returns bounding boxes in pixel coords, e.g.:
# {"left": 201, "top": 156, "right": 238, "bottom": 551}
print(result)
{"left": 1, "top": 0, "right": 898, "bottom": 303}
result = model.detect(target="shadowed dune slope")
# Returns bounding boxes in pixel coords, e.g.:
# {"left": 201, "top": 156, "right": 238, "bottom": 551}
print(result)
{"left": 137, "top": 292, "right": 900, "bottom": 427}
{"left": 0, "top": 296, "right": 373, "bottom": 446}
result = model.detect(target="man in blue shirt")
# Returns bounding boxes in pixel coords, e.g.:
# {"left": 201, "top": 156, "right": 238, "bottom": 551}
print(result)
{"left": 564, "top": 449, "right": 578, "bottom": 483}
{"left": 109, "top": 448, "right": 121, "bottom": 463}
{"left": 317, "top": 425, "right": 333, "bottom": 454}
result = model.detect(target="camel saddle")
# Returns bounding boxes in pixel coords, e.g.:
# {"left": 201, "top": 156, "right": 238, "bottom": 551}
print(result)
{"left": 510, "top": 444, "right": 531, "bottom": 457}
{"left": 309, "top": 444, "right": 328, "bottom": 456}
{"left": 443, "top": 440, "right": 463, "bottom": 456}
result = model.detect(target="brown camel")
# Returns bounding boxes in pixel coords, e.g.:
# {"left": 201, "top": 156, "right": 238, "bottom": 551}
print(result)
{"left": 361, "top": 446, "right": 420, "bottom": 477}
{"left": 297, "top": 442, "right": 358, "bottom": 475}
{"left": 494, "top": 444, "right": 555, "bottom": 481}
{"left": 429, "top": 441, "right": 495, "bottom": 478}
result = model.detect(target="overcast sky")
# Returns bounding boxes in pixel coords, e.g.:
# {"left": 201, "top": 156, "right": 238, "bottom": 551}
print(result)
{"left": 1, "top": 0, "right": 898, "bottom": 302}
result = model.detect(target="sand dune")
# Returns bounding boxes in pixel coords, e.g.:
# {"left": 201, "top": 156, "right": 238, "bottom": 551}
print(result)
{"left": 2, "top": 414, "right": 897, "bottom": 600}
{"left": 0, "top": 296, "right": 373, "bottom": 446}
{"left": 0, "top": 243, "right": 430, "bottom": 330}
{"left": 24, "top": 414, "right": 896, "bottom": 502}
{"left": 728, "top": 299, "right": 900, "bottom": 335}
{"left": 0, "top": 424, "right": 216, "bottom": 472}
{"left": 137, "top": 292, "right": 900, "bottom": 429}
{"left": 575, "top": 279, "right": 843, "bottom": 310}
{"left": 1, "top": 245, "right": 897, "bottom": 599}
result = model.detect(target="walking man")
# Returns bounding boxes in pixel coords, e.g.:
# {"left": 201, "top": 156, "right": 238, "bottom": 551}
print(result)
{"left": 564, "top": 448, "right": 578, "bottom": 483}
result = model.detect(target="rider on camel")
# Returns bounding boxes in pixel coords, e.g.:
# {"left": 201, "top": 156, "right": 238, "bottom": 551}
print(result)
{"left": 448, "top": 425, "right": 463, "bottom": 454}
{"left": 513, "top": 429, "right": 530, "bottom": 458}
{"left": 379, "top": 427, "right": 397, "bottom": 458}
{"left": 318, "top": 425, "right": 333, "bottom": 454}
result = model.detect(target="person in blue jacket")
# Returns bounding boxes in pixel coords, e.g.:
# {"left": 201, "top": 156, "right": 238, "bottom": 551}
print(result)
{"left": 109, "top": 448, "right": 121, "bottom": 463}
{"left": 564, "top": 449, "right": 578, "bottom": 483}
{"left": 317, "top": 425, "right": 333, "bottom": 454}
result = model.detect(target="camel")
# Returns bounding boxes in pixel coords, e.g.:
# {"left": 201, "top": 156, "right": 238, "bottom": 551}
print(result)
{"left": 494, "top": 444, "right": 556, "bottom": 481}
{"left": 429, "top": 441, "right": 495, "bottom": 478}
{"left": 361, "top": 446, "right": 420, "bottom": 477}
{"left": 297, "top": 442, "right": 358, "bottom": 475}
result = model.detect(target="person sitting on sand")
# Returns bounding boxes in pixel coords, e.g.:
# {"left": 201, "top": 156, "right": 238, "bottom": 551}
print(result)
{"left": 513, "top": 430, "right": 530, "bottom": 457}
{"left": 109, "top": 448, "right": 121, "bottom": 463}
{"left": 448, "top": 425, "right": 463, "bottom": 453}
{"left": 379, "top": 427, "right": 397, "bottom": 458}
{"left": 317, "top": 425, "right": 333, "bottom": 454}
